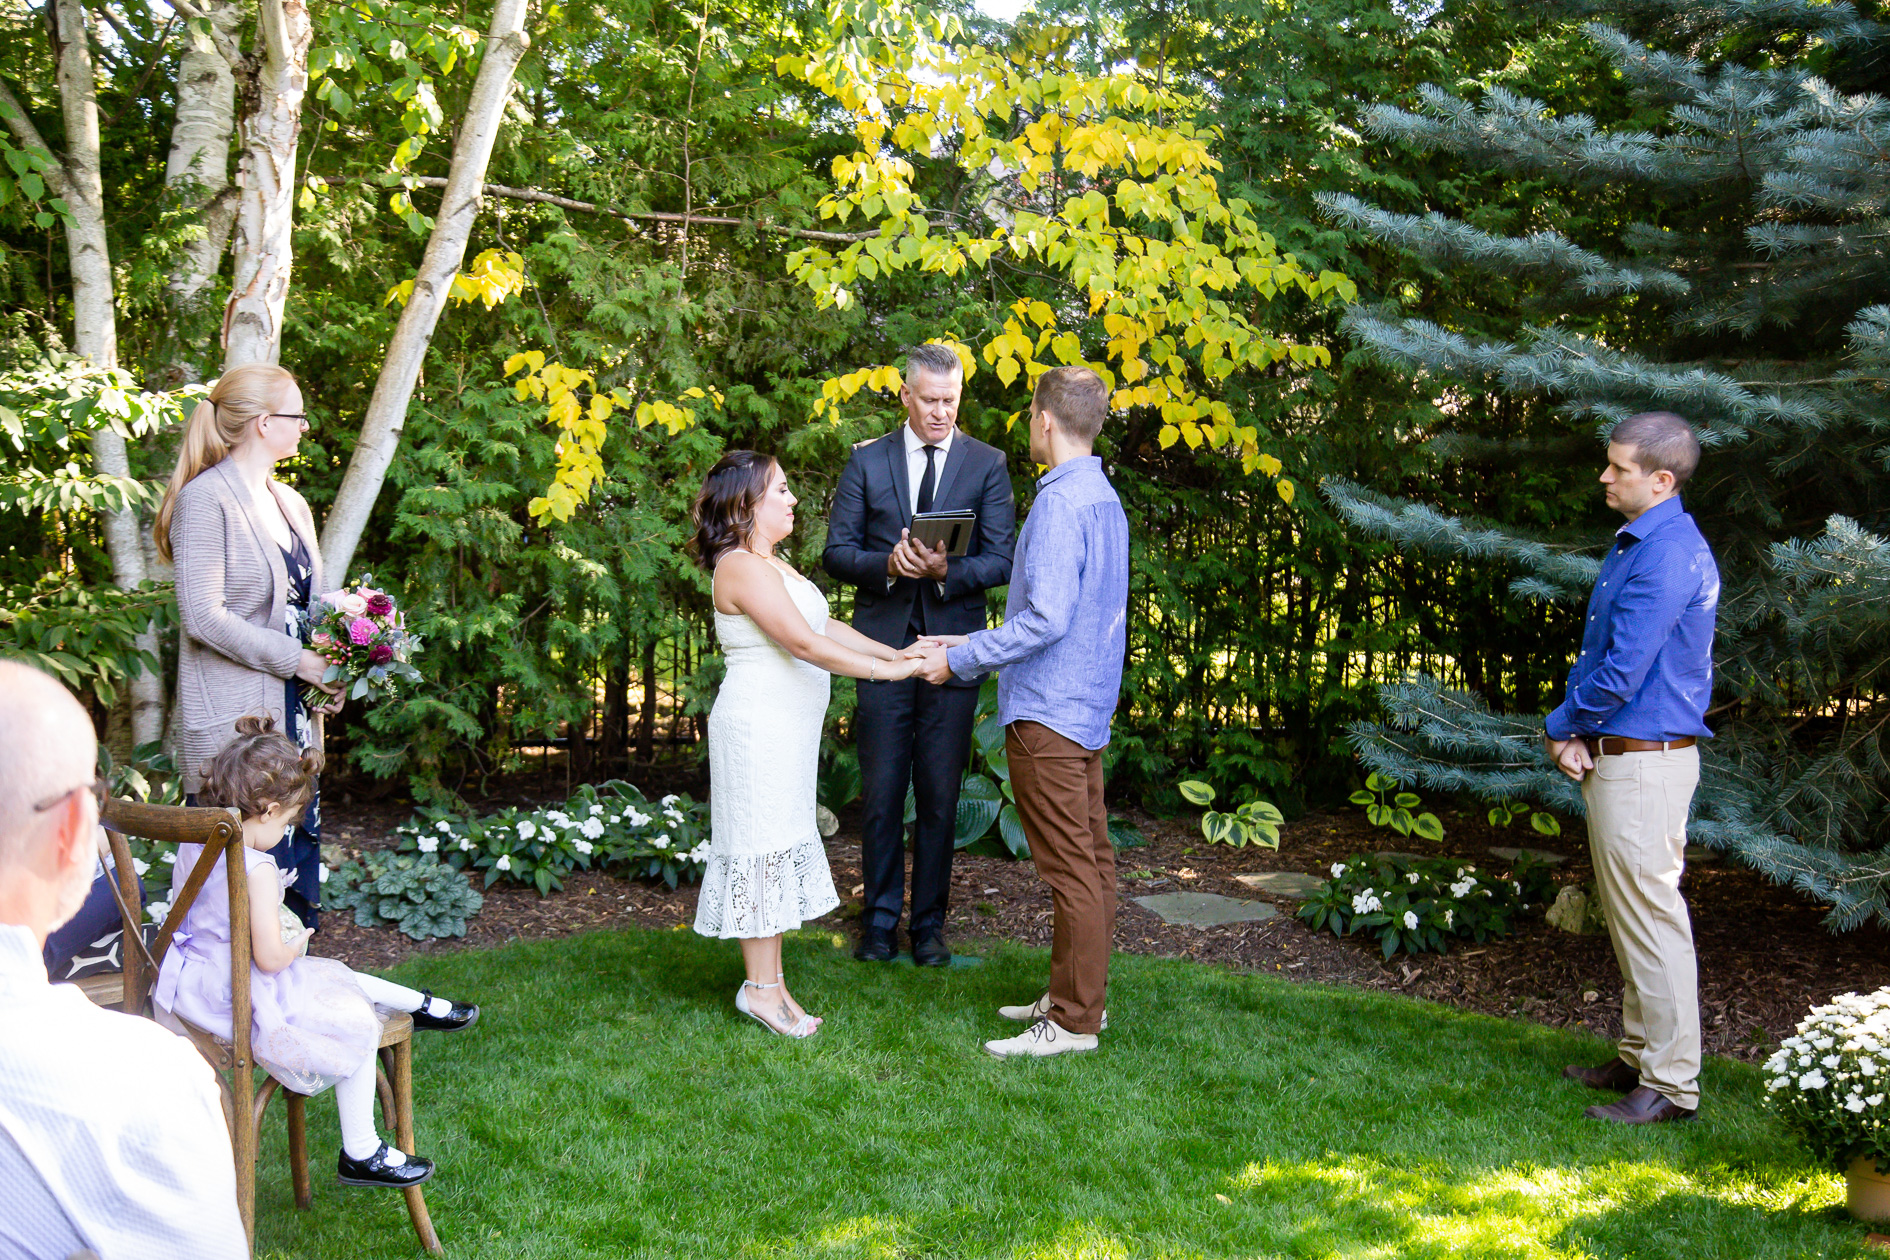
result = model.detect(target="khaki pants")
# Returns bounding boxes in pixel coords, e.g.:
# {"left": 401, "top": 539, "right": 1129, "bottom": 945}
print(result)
{"left": 1581, "top": 745, "right": 1702, "bottom": 1109}
{"left": 1007, "top": 720, "right": 1114, "bottom": 1036}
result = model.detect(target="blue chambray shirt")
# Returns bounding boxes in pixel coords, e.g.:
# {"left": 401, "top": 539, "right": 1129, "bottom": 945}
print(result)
{"left": 946, "top": 456, "right": 1129, "bottom": 750}
{"left": 1544, "top": 495, "right": 1720, "bottom": 742}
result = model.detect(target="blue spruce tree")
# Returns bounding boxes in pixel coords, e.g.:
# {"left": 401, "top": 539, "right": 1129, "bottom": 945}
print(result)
{"left": 1321, "top": 0, "right": 1890, "bottom": 930}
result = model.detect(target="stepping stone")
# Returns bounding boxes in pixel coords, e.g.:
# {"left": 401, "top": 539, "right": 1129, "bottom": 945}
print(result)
{"left": 1487, "top": 846, "right": 1570, "bottom": 867}
{"left": 1232, "top": 871, "right": 1325, "bottom": 899}
{"left": 890, "top": 954, "right": 984, "bottom": 969}
{"left": 1132, "top": 892, "right": 1278, "bottom": 927}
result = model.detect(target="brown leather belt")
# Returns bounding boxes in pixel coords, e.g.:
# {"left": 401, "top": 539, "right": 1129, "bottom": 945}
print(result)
{"left": 1583, "top": 736, "right": 1697, "bottom": 757}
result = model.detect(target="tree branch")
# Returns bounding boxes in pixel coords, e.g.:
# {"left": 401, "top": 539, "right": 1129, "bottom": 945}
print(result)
{"left": 0, "top": 79, "right": 71, "bottom": 200}
{"left": 156, "top": 0, "right": 246, "bottom": 70}
{"left": 398, "top": 175, "right": 882, "bottom": 243}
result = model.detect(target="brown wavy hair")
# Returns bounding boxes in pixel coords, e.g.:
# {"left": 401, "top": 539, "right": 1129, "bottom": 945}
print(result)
{"left": 690, "top": 450, "right": 777, "bottom": 572}
{"left": 198, "top": 716, "right": 324, "bottom": 821}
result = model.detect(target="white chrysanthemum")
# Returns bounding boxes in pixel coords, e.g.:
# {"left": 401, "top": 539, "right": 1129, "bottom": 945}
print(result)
{"left": 1870, "top": 1094, "right": 1887, "bottom": 1107}
{"left": 1823, "top": 1054, "right": 1843, "bottom": 1068}
{"left": 1846, "top": 1095, "right": 1869, "bottom": 1113}
{"left": 1767, "top": 1076, "right": 1789, "bottom": 1091}
{"left": 1402, "top": 911, "right": 1418, "bottom": 930}
{"left": 495, "top": 854, "right": 513, "bottom": 872}
{"left": 418, "top": 835, "right": 439, "bottom": 853}
{"left": 1801, "top": 1070, "right": 1829, "bottom": 1090}
{"left": 1861, "top": 1057, "right": 1878, "bottom": 1076}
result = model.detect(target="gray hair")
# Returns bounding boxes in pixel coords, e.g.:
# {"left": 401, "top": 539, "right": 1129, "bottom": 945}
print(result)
{"left": 0, "top": 660, "right": 97, "bottom": 869}
{"left": 902, "top": 343, "right": 964, "bottom": 382}
{"left": 1610, "top": 411, "right": 1701, "bottom": 488}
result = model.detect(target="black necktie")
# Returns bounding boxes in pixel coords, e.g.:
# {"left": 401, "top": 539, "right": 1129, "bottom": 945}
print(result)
{"left": 916, "top": 445, "right": 938, "bottom": 514}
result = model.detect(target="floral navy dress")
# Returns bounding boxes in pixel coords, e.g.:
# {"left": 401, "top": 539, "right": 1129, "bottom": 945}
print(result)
{"left": 276, "top": 532, "right": 324, "bottom": 930}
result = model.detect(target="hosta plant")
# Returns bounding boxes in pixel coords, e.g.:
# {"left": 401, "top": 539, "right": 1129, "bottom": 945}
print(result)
{"left": 329, "top": 852, "right": 484, "bottom": 941}
{"left": 1177, "top": 780, "right": 1283, "bottom": 849}
{"left": 1298, "top": 852, "right": 1557, "bottom": 959}
{"left": 1764, "top": 989, "right": 1890, "bottom": 1172}
{"left": 1350, "top": 772, "right": 1444, "bottom": 842}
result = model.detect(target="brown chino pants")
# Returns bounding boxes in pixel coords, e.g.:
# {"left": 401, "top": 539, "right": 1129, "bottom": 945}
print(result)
{"left": 1006, "top": 720, "right": 1114, "bottom": 1036}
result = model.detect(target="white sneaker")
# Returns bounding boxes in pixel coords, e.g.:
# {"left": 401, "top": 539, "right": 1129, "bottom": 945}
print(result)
{"left": 997, "top": 992, "right": 1107, "bottom": 1031}
{"left": 984, "top": 1018, "right": 1099, "bottom": 1059}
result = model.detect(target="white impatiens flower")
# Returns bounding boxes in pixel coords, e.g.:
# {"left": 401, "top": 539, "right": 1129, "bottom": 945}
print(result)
{"left": 626, "top": 809, "right": 651, "bottom": 828}
{"left": 660, "top": 794, "right": 680, "bottom": 807}
{"left": 161, "top": 851, "right": 175, "bottom": 864}
{"left": 516, "top": 821, "right": 537, "bottom": 839}
{"left": 495, "top": 854, "right": 513, "bottom": 872}
{"left": 573, "top": 839, "right": 594, "bottom": 856}
{"left": 580, "top": 818, "right": 605, "bottom": 840}
{"left": 318, "top": 865, "right": 330, "bottom": 884}
{"left": 1449, "top": 879, "right": 1476, "bottom": 899}
{"left": 1330, "top": 862, "right": 1347, "bottom": 879}
{"left": 590, "top": 804, "right": 605, "bottom": 816}
{"left": 1443, "top": 909, "right": 1454, "bottom": 928}
{"left": 458, "top": 836, "right": 475, "bottom": 852}
{"left": 436, "top": 820, "right": 453, "bottom": 833}
{"left": 664, "top": 810, "right": 685, "bottom": 826}
{"left": 653, "top": 834, "right": 671, "bottom": 850}
{"left": 146, "top": 899, "right": 171, "bottom": 923}
{"left": 690, "top": 843, "right": 710, "bottom": 863}
{"left": 1350, "top": 890, "right": 1382, "bottom": 915}
{"left": 1406, "top": 872, "right": 1420, "bottom": 885}
{"left": 1402, "top": 910, "right": 1419, "bottom": 930}
{"left": 1801, "top": 1070, "right": 1829, "bottom": 1090}
{"left": 131, "top": 857, "right": 150, "bottom": 877}
{"left": 417, "top": 835, "right": 439, "bottom": 854}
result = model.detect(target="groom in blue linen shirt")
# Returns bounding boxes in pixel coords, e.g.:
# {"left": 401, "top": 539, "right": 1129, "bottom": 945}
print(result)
{"left": 1547, "top": 410, "right": 1719, "bottom": 1125}
{"left": 912, "top": 366, "right": 1130, "bottom": 1057}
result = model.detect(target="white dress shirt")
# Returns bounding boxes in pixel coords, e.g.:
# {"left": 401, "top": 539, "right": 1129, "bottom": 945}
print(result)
{"left": 0, "top": 922, "right": 247, "bottom": 1260}
{"left": 890, "top": 423, "right": 956, "bottom": 594}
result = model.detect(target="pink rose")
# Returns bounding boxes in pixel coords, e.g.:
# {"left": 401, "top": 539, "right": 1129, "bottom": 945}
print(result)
{"left": 348, "top": 617, "right": 376, "bottom": 646}
{"left": 337, "top": 592, "right": 370, "bottom": 617}
{"left": 312, "top": 631, "right": 333, "bottom": 647}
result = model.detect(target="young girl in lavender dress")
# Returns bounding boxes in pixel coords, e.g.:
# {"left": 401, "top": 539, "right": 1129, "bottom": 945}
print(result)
{"left": 154, "top": 717, "right": 480, "bottom": 1188}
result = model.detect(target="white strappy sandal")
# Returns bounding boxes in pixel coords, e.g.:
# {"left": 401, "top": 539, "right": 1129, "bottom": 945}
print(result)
{"left": 736, "top": 979, "right": 819, "bottom": 1038}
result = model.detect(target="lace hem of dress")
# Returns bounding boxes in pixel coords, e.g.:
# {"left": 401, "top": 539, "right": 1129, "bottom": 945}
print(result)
{"left": 692, "top": 839, "right": 839, "bottom": 939}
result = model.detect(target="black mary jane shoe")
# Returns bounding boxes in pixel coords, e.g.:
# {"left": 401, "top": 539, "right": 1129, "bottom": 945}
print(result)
{"left": 337, "top": 1142, "right": 436, "bottom": 1189}
{"left": 409, "top": 990, "right": 480, "bottom": 1032}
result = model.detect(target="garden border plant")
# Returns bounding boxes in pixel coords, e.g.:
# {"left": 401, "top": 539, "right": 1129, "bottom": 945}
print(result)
{"left": 1299, "top": 852, "right": 1558, "bottom": 959}
{"left": 1765, "top": 988, "right": 1890, "bottom": 1182}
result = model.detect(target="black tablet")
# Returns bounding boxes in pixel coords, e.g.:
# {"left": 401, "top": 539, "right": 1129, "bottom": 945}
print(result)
{"left": 908, "top": 510, "right": 977, "bottom": 556}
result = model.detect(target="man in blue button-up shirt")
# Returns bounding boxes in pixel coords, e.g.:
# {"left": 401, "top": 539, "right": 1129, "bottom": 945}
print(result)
{"left": 912, "top": 367, "right": 1130, "bottom": 1058}
{"left": 1547, "top": 411, "right": 1719, "bottom": 1126}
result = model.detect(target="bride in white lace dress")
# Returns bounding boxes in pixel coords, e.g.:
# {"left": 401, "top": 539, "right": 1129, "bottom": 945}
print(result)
{"left": 691, "top": 451, "right": 923, "bottom": 1037}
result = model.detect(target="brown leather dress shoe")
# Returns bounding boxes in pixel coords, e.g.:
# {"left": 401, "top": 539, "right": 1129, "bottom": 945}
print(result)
{"left": 1563, "top": 1057, "right": 1640, "bottom": 1093}
{"left": 1584, "top": 1085, "right": 1696, "bottom": 1124}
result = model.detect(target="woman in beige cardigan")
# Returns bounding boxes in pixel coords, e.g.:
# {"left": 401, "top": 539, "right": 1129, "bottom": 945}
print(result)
{"left": 155, "top": 364, "right": 342, "bottom": 928}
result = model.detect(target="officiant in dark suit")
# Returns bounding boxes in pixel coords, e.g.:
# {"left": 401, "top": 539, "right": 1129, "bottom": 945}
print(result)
{"left": 823, "top": 343, "right": 1016, "bottom": 965}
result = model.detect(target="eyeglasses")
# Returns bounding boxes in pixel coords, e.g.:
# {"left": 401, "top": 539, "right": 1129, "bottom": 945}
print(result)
{"left": 266, "top": 413, "right": 311, "bottom": 432}
{"left": 32, "top": 776, "right": 107, "bottom": 814}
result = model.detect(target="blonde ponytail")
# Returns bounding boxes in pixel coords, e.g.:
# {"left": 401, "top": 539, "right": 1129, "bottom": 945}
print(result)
{"left": 154, "top": 364, "right": 299, "bottom": 561}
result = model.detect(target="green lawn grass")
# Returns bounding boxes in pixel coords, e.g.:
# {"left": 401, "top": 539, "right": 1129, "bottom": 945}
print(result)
{"left": 254, "top": 927, "right": 1869, "bottom": 1259}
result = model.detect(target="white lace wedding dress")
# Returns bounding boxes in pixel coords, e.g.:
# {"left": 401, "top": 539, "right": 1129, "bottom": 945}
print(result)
{"left": 693, "top": 561, "right": 841, "bottom": 938}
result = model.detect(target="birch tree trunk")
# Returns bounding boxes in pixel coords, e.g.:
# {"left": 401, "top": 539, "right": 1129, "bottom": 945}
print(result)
{"left": 164, "top": 0, "right": 244, "bottom": 383}
{"left": 321, "top": 0, "right": 532, "bottom": 582}
{"left": 222, "top": 0, "right": 312, "bottom": 367}
{"left": 41, "top": 0, "right": 167, "bottom": 744}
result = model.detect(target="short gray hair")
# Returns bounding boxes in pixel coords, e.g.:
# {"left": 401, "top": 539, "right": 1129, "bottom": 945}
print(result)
{"left": 0, "top": 660, "right": 97, "bottom": 868}
{"left": 1611, "top": 411, "right": 1701, "bottom": 488}
{"left": 902, "top": 343, "right": 964, "bottom": 382}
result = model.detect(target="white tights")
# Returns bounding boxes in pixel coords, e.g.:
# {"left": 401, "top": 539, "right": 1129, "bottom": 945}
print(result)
{"left": 332, "top": 975, "right": 446, "bottom": 1161}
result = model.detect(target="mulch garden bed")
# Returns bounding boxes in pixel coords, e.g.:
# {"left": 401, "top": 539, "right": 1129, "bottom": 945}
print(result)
{"left": 311, "top": 784, "right": 1890, "bottom": 1064}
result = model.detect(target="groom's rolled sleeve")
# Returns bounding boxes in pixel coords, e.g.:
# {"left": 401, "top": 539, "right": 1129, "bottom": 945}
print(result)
{"left": 947, "top": 496, "right": 1081, "bottom": 680}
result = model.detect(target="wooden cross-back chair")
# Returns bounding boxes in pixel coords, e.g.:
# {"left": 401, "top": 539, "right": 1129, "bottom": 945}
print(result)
{"left": 86, "top": 797, "right": 443, "bottom": 1255}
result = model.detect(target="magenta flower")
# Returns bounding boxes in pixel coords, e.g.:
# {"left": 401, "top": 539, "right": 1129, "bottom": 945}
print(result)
{"left": 348, "top": 617, "right": 376, "bottom": 646}
{"left": 365, "top": 593, "right": 394, "bottom": 617}
{"left": 368, "top": 643, "right": 395, "bottom": 665}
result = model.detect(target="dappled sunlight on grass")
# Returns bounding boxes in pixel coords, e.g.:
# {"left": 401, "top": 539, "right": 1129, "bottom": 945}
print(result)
{"left": 249, "top": 929, "right": 1873, "bottom": 1259}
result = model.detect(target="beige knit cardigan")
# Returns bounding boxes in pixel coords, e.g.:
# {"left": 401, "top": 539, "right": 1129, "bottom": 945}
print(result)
{"left": 170, "top": 459, "right": 326, "bottom": 794}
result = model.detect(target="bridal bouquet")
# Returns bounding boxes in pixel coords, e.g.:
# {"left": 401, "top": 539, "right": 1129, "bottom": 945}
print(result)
{"left": 310, "top": 578, "right": 423, "bottom": 702}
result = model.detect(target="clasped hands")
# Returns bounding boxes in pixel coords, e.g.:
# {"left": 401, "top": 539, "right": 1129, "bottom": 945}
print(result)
{"left": 899, "top": 634, "right": 967, "bottom": 686}
{"left": 1544, "top": 735, "right": 1594, "bottom": 782}
{"left": 295, "top": 649, "right": 346, "bottom": 717}
{"left": 886, "top": 529, "right": 949, "bottom": 582}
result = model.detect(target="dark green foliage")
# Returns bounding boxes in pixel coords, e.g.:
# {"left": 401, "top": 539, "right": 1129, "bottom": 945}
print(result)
{"left": 1298, "top": 851, "right": 1559, "bottom": 958}
{"left": 1326, "top": 0, "right": 1890, "bottom": 929}
{"left": 329, "top": 852, "right": 485, "bottom": 941}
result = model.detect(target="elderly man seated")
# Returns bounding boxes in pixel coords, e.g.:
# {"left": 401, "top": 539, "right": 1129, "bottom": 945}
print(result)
{"left": 0, "top": 660, "right": 246, "bottom": 1259}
